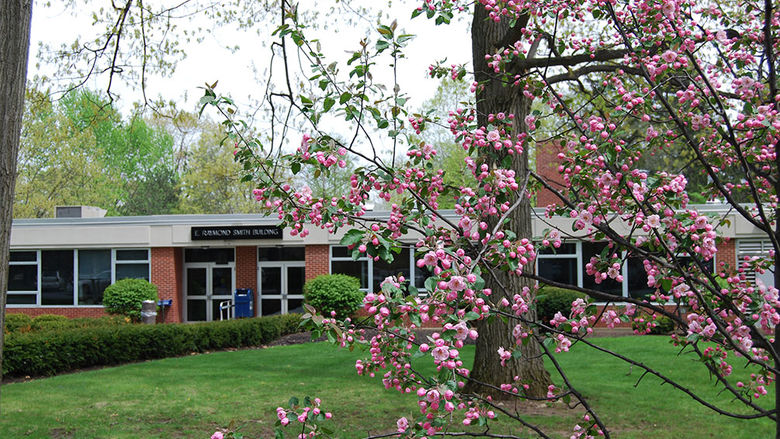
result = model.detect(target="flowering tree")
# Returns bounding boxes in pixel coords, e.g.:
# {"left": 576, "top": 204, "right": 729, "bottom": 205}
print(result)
{"left": 204, "top": 0, "right": 780, "bottom": 436}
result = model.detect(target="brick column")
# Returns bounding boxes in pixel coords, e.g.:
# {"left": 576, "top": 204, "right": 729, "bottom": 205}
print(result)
{"left": 235, "top": 246, "right": 258, "bottom": 316}
{"left": 151, "top": 247, "right": 183, "bottom": 323}
{"left": 718, "top": 239, "right": 737, "bottom": 274}
{"left": 535, "top": 141, "right": 567, "bottom": 208}
{"left": 305, "top": 245, "right": 330, "bottom": 281}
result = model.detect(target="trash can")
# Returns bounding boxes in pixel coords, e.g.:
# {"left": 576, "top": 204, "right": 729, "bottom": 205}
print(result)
{"left": 234, "top": 288, "right": 254, "bottom": 318}
{"left": 141, "top": 300, "right": 157, "bottom": 324}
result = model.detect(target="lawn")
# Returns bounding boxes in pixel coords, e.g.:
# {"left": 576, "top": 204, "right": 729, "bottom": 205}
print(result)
{"left": 0, "top": 336, "right": 773, "bottom": 438}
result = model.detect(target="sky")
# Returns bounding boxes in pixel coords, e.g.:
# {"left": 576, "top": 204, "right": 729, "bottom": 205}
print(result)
{"left": 27, "top": 1, "right": 472, "bottom": 119}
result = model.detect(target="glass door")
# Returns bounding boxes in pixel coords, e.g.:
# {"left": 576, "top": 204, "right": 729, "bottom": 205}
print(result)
{"left": 258, "top": 263, "right": 305, "bottom": 316}
{"left": 185, "top": 264, "right": 235, "bottom": 321}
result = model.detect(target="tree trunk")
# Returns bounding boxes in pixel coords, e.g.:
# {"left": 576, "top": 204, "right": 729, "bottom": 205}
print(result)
{"left": 0, "top": 0, "right": 34, "bottom": 411}
{"left": 463, "top": 3, "right": 553, "bottom": 399}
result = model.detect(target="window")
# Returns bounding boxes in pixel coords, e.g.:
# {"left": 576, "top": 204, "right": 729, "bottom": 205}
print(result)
{"left": 6, "top": 248, "right": 150, "bottom": 307}
{"left": 41, "top": 250, "right": 75, "bottom": 305}
{"left": 8, "top": 251, "right": 38, "bottom": 305}
{"left": 329, "top": 246, "right": 427, "bottom": 293}
{"left": 330, "top": 246, "right": 369, "bottom": 290}
{"left": 258, "top": 246, "right": 305, "bottom": 262}
{"left": 115, "top": 249, "right": 150, "bottom": 281}
{"left": 537, "top": 243, "right": 578, "bottom": 287}
{"left": 373, "top": 248, "right": 412, "bottom": 292}
{"left": 78, "top": 250, "right": 111, "bottom": 305}
{"left": 185, "top": 248, "right": 234, "bottom": 264}
{"left": 581, "top": 242, "right": 623, "bottom": 297}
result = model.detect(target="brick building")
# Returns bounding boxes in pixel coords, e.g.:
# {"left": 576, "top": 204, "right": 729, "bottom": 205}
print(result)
{"left": 4, "top": 204, "right": 772, "bottom": 323}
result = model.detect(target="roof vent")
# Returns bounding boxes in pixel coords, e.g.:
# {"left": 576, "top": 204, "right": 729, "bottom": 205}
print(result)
{"left": 55, "top": 206, "right": 108, "bottom": 218}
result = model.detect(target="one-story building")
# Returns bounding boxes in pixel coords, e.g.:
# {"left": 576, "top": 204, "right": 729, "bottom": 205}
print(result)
{"left": 5, "top": 202, "right": 773, "bottom": 323}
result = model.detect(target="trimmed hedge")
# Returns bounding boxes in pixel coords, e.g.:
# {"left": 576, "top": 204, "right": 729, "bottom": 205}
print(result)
{"left": 4, "top": 314, "right": 33, "bottom": 334}
{"left": 3, "top": 313, "right": 302, "bottom": 378}
{"left": 536, "top": 286, "right": 587, "bottom": 325}
{"left": 4, "top": 314, "right": 129, "bottom": 334}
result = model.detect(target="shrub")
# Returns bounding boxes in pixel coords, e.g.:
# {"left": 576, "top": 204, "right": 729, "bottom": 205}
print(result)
{"left": 29, "top": 314, "right": 69, "bottom": 332}
{"left": 536, "top": 286, "right": 587, "bottom": 326}
{"left": 4, "top": 314, "right": 32, "bottom": 334}
{"left": 632, "top": 313, "right": 677, "bottom": 335}
{"left": 2, "top": 314, "right": 302, "bottom": 377}
{"left": 303, "top": 274, "right": 364, "bottom": 319}
{"left": 103, "top": 278, "right": 159, "bottom": 321}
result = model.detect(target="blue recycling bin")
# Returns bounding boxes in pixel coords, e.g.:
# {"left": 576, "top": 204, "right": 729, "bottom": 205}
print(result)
{"left": 234, "top": 288, "right": 254, "bottom": 318}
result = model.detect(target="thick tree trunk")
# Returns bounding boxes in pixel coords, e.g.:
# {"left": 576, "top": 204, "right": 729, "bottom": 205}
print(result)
{"left": 463, "top": 3, "right": 553, "bottom": 399}
{"left": 0, "top": 0, "right": 34, "bottom": 411}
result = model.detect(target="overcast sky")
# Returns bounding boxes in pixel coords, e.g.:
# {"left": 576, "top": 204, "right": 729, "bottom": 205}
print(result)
{"left": 27, "top": 2, "right": 472, "bottom": 117}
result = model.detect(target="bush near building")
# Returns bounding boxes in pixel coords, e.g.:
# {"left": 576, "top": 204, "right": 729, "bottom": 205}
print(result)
{"left": 536, "top": 286, "right": 587, "bottom": 326}
{"left": 102, "top": 278, "right": 159, "bottom": 321}
{"left": 303, "top": 274, "right": 364, "bottom": 319}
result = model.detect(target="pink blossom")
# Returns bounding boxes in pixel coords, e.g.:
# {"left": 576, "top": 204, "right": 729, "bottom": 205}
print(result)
{"left": 397, "top": 417, "right": 409, "bottom": 432}
{"left": 646, "top": 214, "right": 661, "bottom": 228}
{"left": 432, "top": 345, "right": 450, "bottom": 362}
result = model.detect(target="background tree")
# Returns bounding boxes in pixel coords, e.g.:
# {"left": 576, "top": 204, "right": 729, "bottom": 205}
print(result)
{"left": 176, "top": 119, "right": 263, "bottom": 214}
{"left": 14, "top": 88, "right": 178, "bottom": 217}
{"left": 0, "top": 0, "right": 33, "bottom": 408}
{"left": 413, "top": 78, "right": 475, "bottom": 209}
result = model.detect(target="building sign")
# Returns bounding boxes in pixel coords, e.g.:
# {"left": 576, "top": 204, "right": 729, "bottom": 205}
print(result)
{"left": 191, "top": 225, "right": 282, "bottom": 240}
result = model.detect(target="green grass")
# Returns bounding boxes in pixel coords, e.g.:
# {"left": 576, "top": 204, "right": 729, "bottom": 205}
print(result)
{"left": 0, "top": 336, "right": 774, "bottom": 438}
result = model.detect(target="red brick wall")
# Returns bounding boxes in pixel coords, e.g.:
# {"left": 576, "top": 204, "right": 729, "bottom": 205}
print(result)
{"left": 535, "top": 141, "right": 567, "bottom": 208}
{"left": 718, "top": 239, "right": 736, "bottom": 274}
{"left": 151, "top": 247, "right": 183, "bottom": 323}
{"left": 6, "top": 307, "right": 107, "bottom": 319}
{"left": 305, "top": 245, "right": 330, "bottom": 281}
{"left": 236, "top": 246, "right": 258, "bottom": 316}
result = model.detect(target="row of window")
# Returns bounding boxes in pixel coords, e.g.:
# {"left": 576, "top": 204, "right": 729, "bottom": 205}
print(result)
{"left": 8, "top": 249, "right": 150, "bottom": 306}
{"left": 9, "top": 240, "right": 771, "bottom": 308}
{"left": 330, "top": 246, "right": 428, "bottom": 293}
{"left": 536, "top": 242, "right": 722, "bottom": 300}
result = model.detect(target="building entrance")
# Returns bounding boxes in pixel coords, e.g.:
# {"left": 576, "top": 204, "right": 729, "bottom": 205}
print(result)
{"left": 257, "top": 246, "right": 305, "bottom": 316}
{"left": 183, "top": 248, "right": 235, "bottom": 322}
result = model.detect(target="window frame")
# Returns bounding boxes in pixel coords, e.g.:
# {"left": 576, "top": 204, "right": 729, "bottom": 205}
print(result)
{"left": 8, "top": 250, "right": 40, "bottom": 306}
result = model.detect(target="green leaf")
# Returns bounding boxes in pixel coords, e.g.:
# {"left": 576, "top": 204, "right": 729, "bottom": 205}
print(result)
{"left": 377, "top": 25, "right": 393, "bottom": 38}
{"left": 464, "top": 311, "right": 481, "bottom": 321}
{"left": 339, "top": 92, "right": 352, "bottom": 104}
{"left": 288, "top": 396, "right": 299, "bottom": 409}
{"left": 340, "top": 229, "right": 364, "bottom": 246}
{"left": 291, "top": 162, "right": 301, "bottom": 175}
{"left": 323, "top": 97, "right": 335, "bottom": 112}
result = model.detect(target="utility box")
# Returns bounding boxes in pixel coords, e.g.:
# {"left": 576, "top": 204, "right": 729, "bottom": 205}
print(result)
{"left": 234, "top": 288, "right": 254, "bottom": 318}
